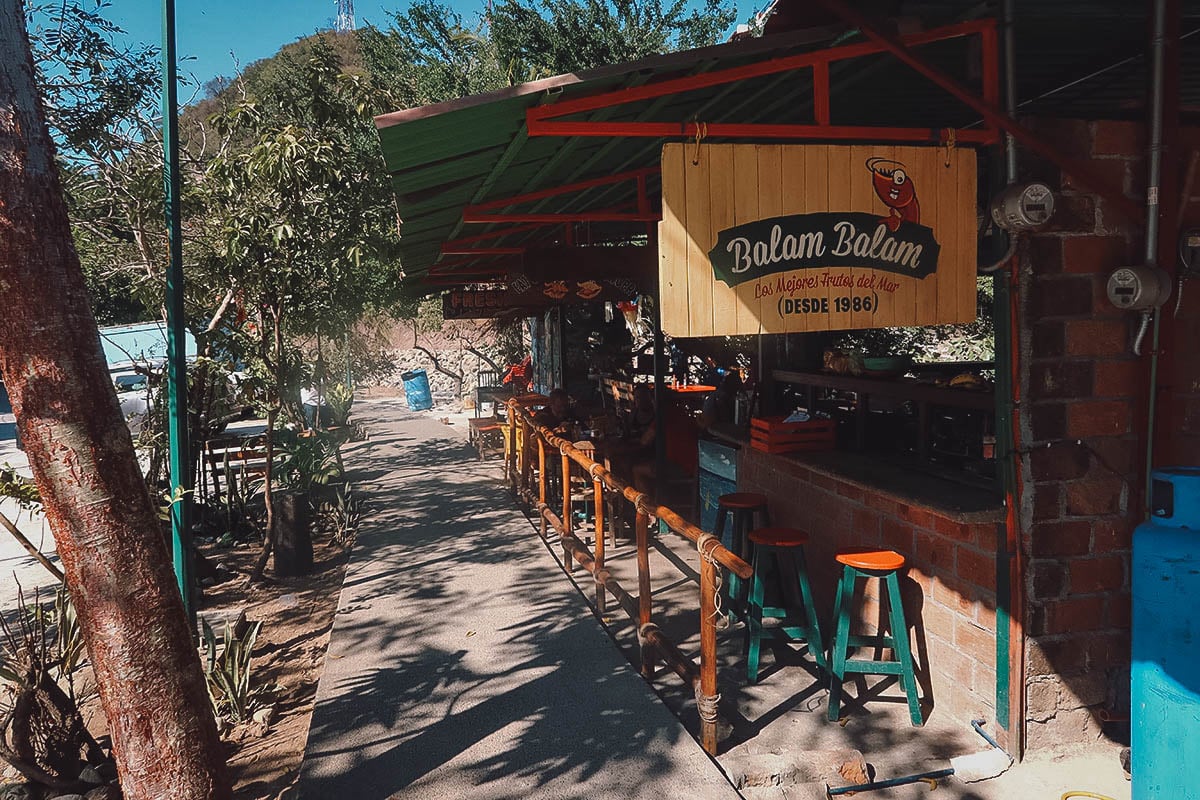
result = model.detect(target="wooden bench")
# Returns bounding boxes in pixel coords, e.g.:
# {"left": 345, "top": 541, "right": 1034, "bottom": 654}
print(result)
{"left": 203, "top": 434, "right": 268, "bottom": 498}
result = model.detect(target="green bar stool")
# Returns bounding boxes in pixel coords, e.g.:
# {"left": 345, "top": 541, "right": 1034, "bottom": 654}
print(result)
{"left": 714, "top": 492, "right": 769, "bottom": 620}
{"left": 826, "top": 549, "right": 924, "bottom": 726}
{"left": 745, "top": 527, "right": 828, "bottom": 683}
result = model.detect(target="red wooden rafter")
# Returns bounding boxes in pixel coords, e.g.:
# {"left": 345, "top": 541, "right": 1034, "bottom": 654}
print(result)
{"left": 525, "top": 19, "right": 1002, "bottom": 147}
{"left": 461, "top": 166, "right": 660, "bottom": 224}
{"left": 807, "top": 0, "right": 1140, "bottom": 220}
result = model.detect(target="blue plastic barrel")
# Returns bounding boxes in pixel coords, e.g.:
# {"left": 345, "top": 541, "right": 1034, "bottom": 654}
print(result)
{"left": 401, "top": 369, "right": 433, "bottom": 411}
{"left": 1132, "top": 466, "right": 1200, "bottom": 800}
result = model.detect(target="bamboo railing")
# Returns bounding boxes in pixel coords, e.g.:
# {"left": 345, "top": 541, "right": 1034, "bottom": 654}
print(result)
{"left": 505, "top": 399, "right": 751, "bottom": 754}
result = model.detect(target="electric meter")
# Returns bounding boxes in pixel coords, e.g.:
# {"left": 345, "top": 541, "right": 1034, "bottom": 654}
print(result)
{"left": 990, "top": 182, "right": 1056, "bottom": 231}
{"left": 1107, "top": 265, "right": 1172, "bottom": 311}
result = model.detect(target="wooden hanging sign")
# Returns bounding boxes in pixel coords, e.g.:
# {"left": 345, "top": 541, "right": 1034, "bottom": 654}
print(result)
{"left": 658, "top": 143, "right": 977, "bottom": 337}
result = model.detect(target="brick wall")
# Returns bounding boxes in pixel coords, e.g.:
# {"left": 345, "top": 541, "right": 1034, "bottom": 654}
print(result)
{"left": 1017, "top": 119, "right": 1145, "bottom": 750}
{"left": 738, "top": 448, "right": 1002, "bottom": 726}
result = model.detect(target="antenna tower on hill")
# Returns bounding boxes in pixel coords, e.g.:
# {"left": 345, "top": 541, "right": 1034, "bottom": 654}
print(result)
{"left": 336, "top": 0, "right": 355, "bottom": 32}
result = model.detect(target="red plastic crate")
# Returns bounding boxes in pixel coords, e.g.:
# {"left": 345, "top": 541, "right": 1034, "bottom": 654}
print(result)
{"left": 749, "top": 416, "right": 836, "bottom": 455}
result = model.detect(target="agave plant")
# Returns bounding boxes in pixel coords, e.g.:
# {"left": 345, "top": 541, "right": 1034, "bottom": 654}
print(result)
{"left": 201, "top": 615, "right": 264, "bottom": 724}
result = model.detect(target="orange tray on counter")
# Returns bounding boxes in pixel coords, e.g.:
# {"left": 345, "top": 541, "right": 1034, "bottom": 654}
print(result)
{"left": 749, "top": 416, "right": 836, "bottom": 455}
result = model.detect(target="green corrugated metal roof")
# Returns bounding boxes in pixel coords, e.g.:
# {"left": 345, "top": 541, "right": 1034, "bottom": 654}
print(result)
{"left": 375, "top": 0, "right": 1200, "bottom": 284}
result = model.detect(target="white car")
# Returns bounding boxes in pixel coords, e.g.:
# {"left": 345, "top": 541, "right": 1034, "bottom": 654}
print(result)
{"left": 110, "top": 367, "right": 153, "bottom": 435}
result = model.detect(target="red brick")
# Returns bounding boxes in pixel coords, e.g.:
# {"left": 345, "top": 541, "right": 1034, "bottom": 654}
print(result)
{"left": 914, "top": 531, "right": 951, "bottom": 570}
{"left": 1032, "top": 320, "right": 1066, "bottom": 358}
{"left": 870, "top": 496, "right": 901, "bottom": 518}
{"left": 956, "top": 545, "right": 996, "bottom": 592}
{"left": 1087, "top": 631, "right": 1131, "bottom": 667}
{"left": 1030, "top": 362, "right": 1093, "bottom": 400}
{"left": 932, "top": 576, "right": 974, "bottom": 615}
{"left": 933, "top": 514, "right": 967, "bottom": 538}
{"left": 1070, "top": 556, "right": 1126, "bottom": 594}
{"left": 1092, "top": 121, "right": 1145, "bottom": 156}
{"left": 1061, "top": 235, "right": 1132, "bottom": 275}
{"left": 1066, "top": 400, "right": 1131, "bottom": 438}
{"left": 976, "top": 603, "right": 997, "bottom": 633}
{"left": 881, "top": 518, "right": 914, "bottom": 553}
{"left": 1061, "top": 158, "right": 1132, "bottom": 197}
{"left": 1030, "top": 520, "right": 1092, "bottom": 557}
{"left": 907, "top": 568, "right": 933, "bottom": 598}
{"left": 1086, "top": 437, "right": 1137, "bottom": 476}
{"left": 810, "top": 472, "right": 838, "bottom": 492}
{"left": 1034, "top": 483, "right": 1063, "bottom": 521}
{"left": 1037, "top": 595, "right": 1107, "bottom": 634}
{"left": 1030, "top": 445, "right": 1090, "bottom": 481}
{"left": 1027, "top": 236, "right": 1064, "bottom": 274}
{"left": 902, "top": 504, "right": 935, "bottom": 530}
{"left": 837, "top": 481, "right": 865, "bottom": 502}
{"left": 1029, "top": 118, "right": 1094, "bottom": 160}
{"left": 934, "top": 640, "right": 977, "bottom": 687}
{"left": 1030, "top": 559, "right": 1068, "bottom": 601}
{"left": 1065, "top": 478, "right": 1126, "bottom": 517}
{"left": 1041, "top": 193, "right": 1097, "bottom": 234}
{"left": 1031, "top": 276, "right": 1094, "bottom": 318}
{"left": 1065, "top": 319, "right": 1129, "bottom": 357}
{"left": 1092, "top": 517, "right": 1134, "bottom": 553}
{"left": 919, "top": 598, "right": 957, "bottom": 640}
{"left": 852, "top": 506, "right": 882, "bottom": 540}
{"left": 1093, "top": 360, "right": 1141, "bottom": 398}
{"left": 955, "top": 617, "right": 996, "bottom": 660}
{"left": 1108, "top": 591, "right": 1132, "bottom": 629}
{"left": 1031, "top": 403, "right": 1067, "bottom": 442}
{"left": 968, "top": 522, "right": 999, "bottom": 552}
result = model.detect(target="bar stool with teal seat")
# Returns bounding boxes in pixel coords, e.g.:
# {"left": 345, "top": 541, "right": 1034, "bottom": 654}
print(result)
{"left": 826, "top": 549, "right": 923, "bottom": 726}
{"left": 745, "top": 527, "right": 828, "bottom": 683}
{"left": 713, "top": 492, "right": 769, "bottom": 619}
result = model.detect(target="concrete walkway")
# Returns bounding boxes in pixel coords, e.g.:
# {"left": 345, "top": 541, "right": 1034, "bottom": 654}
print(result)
{"left": 298, "top": 399, "right": 739, "bottom": 799}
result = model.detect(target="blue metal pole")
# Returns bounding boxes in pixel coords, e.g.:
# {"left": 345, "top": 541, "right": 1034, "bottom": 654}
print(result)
{"left": 162, "top": 0, "right": 193, "bottom": 622}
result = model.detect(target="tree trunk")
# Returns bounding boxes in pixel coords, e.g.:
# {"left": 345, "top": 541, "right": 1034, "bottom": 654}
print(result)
{"left": 0, "top": 7, "right": 231, "bottom": 800}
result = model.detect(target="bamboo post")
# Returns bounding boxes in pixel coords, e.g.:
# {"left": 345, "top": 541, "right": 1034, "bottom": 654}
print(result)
{"left": 519, "top": 415, "right": 533, "bottom": 499}
{"left": 698, "top": 536, "right": 721, "bottom": 755}
{"left": 538, "top": 436, "right": 548, "bottom": 539}
{"left": 505, "top": 402, "right": 518, "bottom": 489}
{"left": 593, "top": 474, "right": 607, "bottom": 613}
{"left": 635, "top": 507, "right": 654, "bottom": 677}
{"left": 561, "top": 448, "right": 574, "bottom": 572}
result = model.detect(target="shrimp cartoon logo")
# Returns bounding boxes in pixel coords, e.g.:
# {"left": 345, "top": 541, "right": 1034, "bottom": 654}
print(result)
{"left": 867, "top": 158, "right": 920, "bottom": 232}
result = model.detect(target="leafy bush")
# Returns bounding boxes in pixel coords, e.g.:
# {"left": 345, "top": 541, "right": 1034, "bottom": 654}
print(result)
{"left": 325, "top": 382, "right": 353, "bottom": 427}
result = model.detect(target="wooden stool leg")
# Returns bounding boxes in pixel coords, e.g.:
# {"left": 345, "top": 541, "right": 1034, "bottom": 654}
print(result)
{"left": 885, "top": 571, "right": 924, "bottom": 726}
{"left": 790, "top": 547, "right": 828, "bottom": 675}
{"left": 827, "top": 565, "right": 855, "bottom": 722}
{"left": 746, "top": 546, "right": 768, "bottom": 683}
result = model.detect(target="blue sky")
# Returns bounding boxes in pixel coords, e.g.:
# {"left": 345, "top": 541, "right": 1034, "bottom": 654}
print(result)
{"left": 99, "top": 0, "right": 494, "bottom": 89}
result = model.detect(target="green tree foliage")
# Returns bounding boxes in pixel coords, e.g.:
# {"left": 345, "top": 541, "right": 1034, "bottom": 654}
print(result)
{"left": 489, "top": 0, "right": 736, "bottom": 79}
{"left": 26, "top": 1, "right": 163, "bottom": 324}
{"left": 357, "top": 1, "right": 509, "bottom": 107}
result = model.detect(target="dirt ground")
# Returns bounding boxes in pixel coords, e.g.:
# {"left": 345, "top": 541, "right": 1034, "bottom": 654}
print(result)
{"left": 197, "top": 533, "right": 350, "bottom": 800}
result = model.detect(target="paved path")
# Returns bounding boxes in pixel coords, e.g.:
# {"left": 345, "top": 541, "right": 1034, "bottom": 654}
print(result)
{"left": 298, "top": 399, "right": 739, "bottom": 799}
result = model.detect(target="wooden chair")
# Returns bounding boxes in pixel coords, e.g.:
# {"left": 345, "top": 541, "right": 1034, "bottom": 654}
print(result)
{"left": 475, "top": 369, "right": 506, "bottom": 417}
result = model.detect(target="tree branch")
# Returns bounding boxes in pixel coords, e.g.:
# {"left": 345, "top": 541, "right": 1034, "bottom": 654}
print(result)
{"left": 0, "top": 510, "right": 64, "bottom": 582}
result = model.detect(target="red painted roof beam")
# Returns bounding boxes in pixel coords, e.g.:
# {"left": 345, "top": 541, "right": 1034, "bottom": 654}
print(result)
{"left": 808, "top": 0, "right": 1141, "bottom": 221}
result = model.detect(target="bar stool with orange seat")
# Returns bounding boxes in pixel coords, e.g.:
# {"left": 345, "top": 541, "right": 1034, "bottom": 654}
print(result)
{"left": 713, "top": 492, "right": 769, "bottom": 619}
{"left": 826, "top": 549, "right": 924, "bottom": 726}
{"left": 744, "top": 526, "right": 828, "bottom": 683}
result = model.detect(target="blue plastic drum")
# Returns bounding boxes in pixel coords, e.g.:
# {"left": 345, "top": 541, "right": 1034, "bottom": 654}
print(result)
{"left": 1132, "top": 466, "right": 1200, "bottom": 800}
{"left": 401, "top": 369, "right": 433, "bottom": 412}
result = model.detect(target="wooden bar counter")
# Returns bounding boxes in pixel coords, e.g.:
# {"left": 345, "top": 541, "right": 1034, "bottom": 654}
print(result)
{"left": 710, "top": 422, "right": 1005, "bottom": 725}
